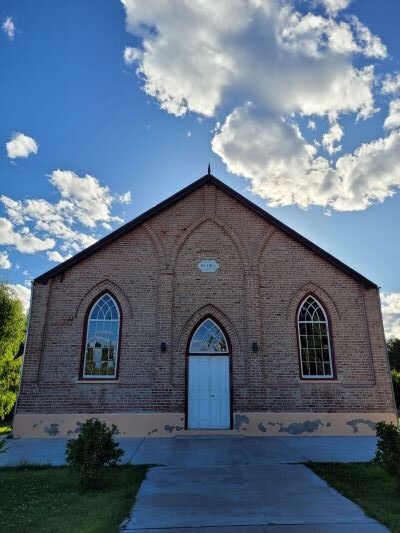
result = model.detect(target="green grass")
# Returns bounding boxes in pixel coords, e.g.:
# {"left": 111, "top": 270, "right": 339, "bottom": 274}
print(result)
{"left": 0, "top": 464, "right": 148, "bottom": 533}
{"left": 308, "top": 462, "right": 400, "bottom": 532}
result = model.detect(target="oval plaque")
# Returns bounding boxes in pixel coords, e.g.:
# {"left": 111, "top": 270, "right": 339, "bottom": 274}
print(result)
{"left": 198, "top": 259, "right": 220, "bottom": 273}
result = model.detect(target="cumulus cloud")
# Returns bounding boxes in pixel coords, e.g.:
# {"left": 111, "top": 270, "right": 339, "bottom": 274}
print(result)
{"left": 319, "top": 0, "right": 351, "bottom": 16}
{"left": 49, "top": 170, "right": 125, "bottom": 228}
{"left": 2, "top": 17, "right": 15, "bottom": 40}
{"left": 384, "top": 99, "right": 400, "bottom": 131}
{"left": 322, "top": 122, "right": 343, "bottom": 155}
{"left": 122, "top": 0, "right": 382, "bottom": 119}
{"left": 47, "top": 250, "right": 73, "bottom": 263}
{"left": 116, "top": 191, "right": 132, "bottom": 204}
{"left": 123, "top": 46, "right": 143, "bottom": 65}
{"left": 0, "top": 218, "right": 55, "bottom": 254}
{"left": 0, "top": 170, "right": 131, "bottom": 260}
{"left": 6, "top": 132, "right": 38, "bottom": 159}
{"left": 382, "top": 73, "right": 400, "bottom": 95}
{"left": 212, "top": 105, "right": 400, "bottom": 210}
{"left": 8, "top": 283, "right": 31, "bottom": 313}
{"left": 121, "top": 0, "right": 398, "bottom": 212}
{"left": 381, "top": 292, "right": 400, "bottom": 339}
{"left": 0, "top": 251, "right": 11, "bottom": 269}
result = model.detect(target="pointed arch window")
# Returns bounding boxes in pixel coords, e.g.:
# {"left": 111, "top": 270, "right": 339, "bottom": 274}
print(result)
{"left": 189, "top": 318, "right": 229, "bottom": 353}
{"left": 297, "top": 296, "right": 333, "bottom": 379}
{"left": 82, "top": 293, "right": 121, "bottom": 379}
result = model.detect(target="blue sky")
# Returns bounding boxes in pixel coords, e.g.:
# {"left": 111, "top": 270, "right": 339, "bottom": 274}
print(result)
{"left": 1, "top": 0, "right": 400, "bottom": 336}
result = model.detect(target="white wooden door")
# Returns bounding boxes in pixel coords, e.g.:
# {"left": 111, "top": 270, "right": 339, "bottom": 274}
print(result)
{"left": 188, "top": 355, "right": 230, "bottom": 429}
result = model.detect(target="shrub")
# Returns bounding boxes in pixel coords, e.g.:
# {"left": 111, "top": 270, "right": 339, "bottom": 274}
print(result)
{"left": 391, "top": 369, "right": 400, "bottom": 409}
{"left": 0, "top": 437, "right": 8, "bottom": 454}
{"left": 374, "top": 421, "right": 400, "bottom": 486}
{"left": 66, "top": 418, "right": 124, "bottom": 489}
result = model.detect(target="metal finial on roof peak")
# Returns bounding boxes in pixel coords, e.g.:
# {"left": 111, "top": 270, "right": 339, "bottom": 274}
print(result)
{"left": 207, "top": 163, "right": 211, "bottom": 175}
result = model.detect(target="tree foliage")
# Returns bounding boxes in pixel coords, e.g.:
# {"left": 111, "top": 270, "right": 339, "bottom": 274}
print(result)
{"left": 374, "top": 421, "right": 400, "bottom": 487}
{"left": 387, "top": 338, "right": 400, "bottom": 372}
{"left": 0, "top": 282, "right": 27, "bottom": 419}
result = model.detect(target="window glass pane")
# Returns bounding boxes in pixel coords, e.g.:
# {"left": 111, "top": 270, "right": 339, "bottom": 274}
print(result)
{"left": 83, "top": 294, "right": 119, "bottom": 377}
{"left": 189, "top": 318, "right": 229, "bottom": 353}
{"left": 298, "top": 297, "right": 332, "bottom": 377}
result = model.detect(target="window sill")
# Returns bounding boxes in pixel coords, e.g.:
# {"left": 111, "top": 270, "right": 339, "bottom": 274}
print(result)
{"left": 300, "top": 379, "right": 340, "bottom": 383}
{"left": 75, "top": 379, "right": 120, "bottom": 384}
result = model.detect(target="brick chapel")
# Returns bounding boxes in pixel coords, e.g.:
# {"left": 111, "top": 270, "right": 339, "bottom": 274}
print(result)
{"left": 14, "top": 173, "right": 397, "bottom": 437}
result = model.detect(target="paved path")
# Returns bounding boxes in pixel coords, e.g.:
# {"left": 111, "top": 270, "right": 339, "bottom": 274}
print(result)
{"left": 0, "top": 435, "right": 379, "bottom": 466}
{"left": 121, "top": 464, "right": 386, "bottom": 531}
{"left": 0, "top": 436, "right": 386, "bottom": 531}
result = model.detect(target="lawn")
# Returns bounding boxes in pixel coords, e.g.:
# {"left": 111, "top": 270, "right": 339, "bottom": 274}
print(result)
{"left": 309, "top": 462, "right": 400, "bottom": 533}
{"left": 0, "top": 464, "right": 148, "bottom": 533}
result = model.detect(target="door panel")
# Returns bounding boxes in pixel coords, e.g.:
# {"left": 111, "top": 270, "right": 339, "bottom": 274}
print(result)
{"left": 188, "top": 355, "right": 230, "bottom": 429}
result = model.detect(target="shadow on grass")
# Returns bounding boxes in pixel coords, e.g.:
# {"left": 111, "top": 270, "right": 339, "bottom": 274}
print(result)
{"left": 308, "top": 461, "right": 400, "bottom": 532}
{"left": 0, "top": 464, "right": 149, "bottom": 532}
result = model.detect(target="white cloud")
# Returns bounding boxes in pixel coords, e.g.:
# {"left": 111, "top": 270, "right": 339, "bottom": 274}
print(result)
{"left": 0, "top": 251, "right": 11, "bottom": 269}
{"left": 122, "top": 0, "right": 395, "bottom": 212}
{"left": 122, "top": 1, "right": 382, "bottom": 119}
{"left": 350, "top": 16, "right": 387, "bottom": 59}
{"left": 319, "top": 0, "right": 351, "bottom": 16}
{"left": 212, "top": 106, "right": 400, "bottom": 211}
{"left": 384, "top": 99, "right": 400, "bottom": 131}
{"left": 0, "top": 170, "right": 130, "bottom": 259}
{"left": 0, "top": 217, "right": 55, "bottom": 254}
{"left": 322, "top": 122, "right": 343, "bottom": 155}
{"left": 381, "top": 293, "right": 400, "bottom": 339}
{"left": 212, "top": 105, "right": 322, "bottom": 209}
{"left": 308, "top": 120, "right": 316, "bottom": 130}
{"left": 47, "top": 250, "right": 73, "bottom": 263}
{"left": 8, "top": 284, "right": 31, "bottom": 313}
{"left": 124, "top": 46, "right": 143, "bottom": 65}
{"left": 382, "top": 73, "right": 400, "bottom": 95}
{"left": 2, "top": 17, "right": 15, "bottom": 40}
{"left": 49, "top": 170, "right": 124, "bottom": 228}
{"left": 6, "top": 132, "right": 38, "bottom": 159}
{"left": 116, "top": 191, "right": 132, "bottom": 204}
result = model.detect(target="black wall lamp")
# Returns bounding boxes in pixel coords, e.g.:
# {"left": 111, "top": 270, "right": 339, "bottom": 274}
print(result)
{"left": 160, "top": 342, "right": 167, "bottom": 352}
{"left": 252, "top": 342, "right": 259, "bottom": 353}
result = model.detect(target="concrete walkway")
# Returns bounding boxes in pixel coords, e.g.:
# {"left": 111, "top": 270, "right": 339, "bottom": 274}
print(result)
{"left": 121, "top": 464, "right": 386, "bottom": 531}
{"left": 0, "top": 435, "right": 379, "bottom": 466}
{"left": 0, "top": 436, "right": 386, "bottom": 531}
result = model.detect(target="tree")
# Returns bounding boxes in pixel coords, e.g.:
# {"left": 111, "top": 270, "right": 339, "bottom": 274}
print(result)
{"left": 387, "top": 338, "right": 400, "bottom": 372}
{"left": 0, "top": 282, "right": 27, "bottom": 419}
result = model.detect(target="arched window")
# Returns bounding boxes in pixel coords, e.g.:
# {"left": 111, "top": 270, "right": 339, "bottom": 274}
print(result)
{"left": 189, "top": 318, "right": 229, "bottom": 353}
{"left": 297, "top": 296, "right": 333, "bottom": 379}
{"left": 82, "top": 293, "right": 120, "bottom": 378}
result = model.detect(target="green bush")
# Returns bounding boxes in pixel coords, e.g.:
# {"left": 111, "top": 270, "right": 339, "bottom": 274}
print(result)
{"left": 66, "top": 418, "right": 124, "bottom": 489}
{"left": 374, "top": 421, "right": 400, "bottom": 486}
{"left": 0, "top": 437, "right": 8, "bottom": 454}
{"left": 391, "top": 369, "right": 400, "bottom": 409}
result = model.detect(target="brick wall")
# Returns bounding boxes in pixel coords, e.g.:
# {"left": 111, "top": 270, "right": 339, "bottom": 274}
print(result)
{"left": 16, "top": 183, "right": 396, "bottom": 415}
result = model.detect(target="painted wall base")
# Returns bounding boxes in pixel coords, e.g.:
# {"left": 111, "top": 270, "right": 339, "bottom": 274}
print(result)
{"left": 12, "top": 411, "right": 398, "bottom": 438}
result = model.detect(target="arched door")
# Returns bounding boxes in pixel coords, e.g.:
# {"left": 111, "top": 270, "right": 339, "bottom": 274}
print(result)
{"left": 187, "top": 317, "right": 231, "bottom": 429}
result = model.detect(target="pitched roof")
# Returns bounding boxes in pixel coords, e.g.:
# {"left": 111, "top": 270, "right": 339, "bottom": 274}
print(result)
{"left": 35, "top": 173, "right": 377, "bottom": 288}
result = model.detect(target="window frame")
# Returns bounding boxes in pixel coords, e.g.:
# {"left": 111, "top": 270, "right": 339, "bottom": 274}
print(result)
{"left": 296, "top": 294, "right": 336, "bottom": 381}
{"left": 79, "top": 290, "right": 122, "bottom": 381}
